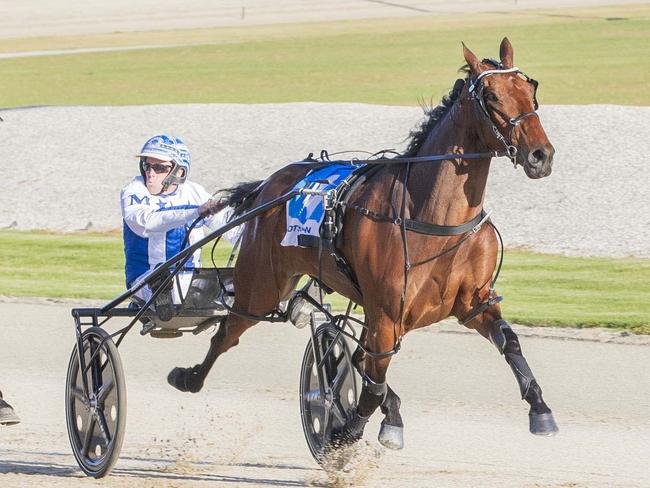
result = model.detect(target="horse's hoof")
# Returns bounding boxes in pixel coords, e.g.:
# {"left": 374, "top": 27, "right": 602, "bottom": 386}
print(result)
{"left": 167, "top": 366, "right": 204, "bottom": 393}
{"left": 378, "top": 420, "right": 404, "bottom": 450}
{"left": 529, "top": 411, "right": 559, "bottom": 436}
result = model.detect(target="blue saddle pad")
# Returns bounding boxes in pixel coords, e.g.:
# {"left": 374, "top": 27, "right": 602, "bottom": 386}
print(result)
{"left": 282, "top": 162, "right": 363, "bottom": 247}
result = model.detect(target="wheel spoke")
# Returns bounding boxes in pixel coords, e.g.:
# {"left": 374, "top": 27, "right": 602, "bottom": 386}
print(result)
{"left": 95, "top": 410, "right": 112, "bottom": 445}
{"left": 96, "top": 378, "right": 114, "bottom": 403}
{"left": 331, "top": 362, "right": 350, "bottom": 395}
{"left": 321, "top": 402, "right": 332, "bottom": 443}
{"left": 88, "top": 337, "right": 108, "bottom": 396}
{"left": 71, "top": 386, "right": 89, "bottom": 406}
{"left": 320, "top": 339, "right": 334, "bottom": 380}
{"left": 99, "top": 352, "right": 110, "bottom": 376}
{"left": 84, "top": 343, "right": 100, "bottom": 395}
{"left": 81, "top": 416, "right": 96, "bottom": 457}
{"left": 331, "top": 399, "right": 347, "bottom": 426}
{"left": 323, "top": 398, "right": 332, "bottom": 440}
{"left": 322, "top": 340, "right": 345, "bottom": 380}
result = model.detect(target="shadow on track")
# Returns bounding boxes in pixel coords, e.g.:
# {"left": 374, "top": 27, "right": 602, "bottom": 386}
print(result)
{"left": 0, "top": 453, "right": 315, "bottom": 487}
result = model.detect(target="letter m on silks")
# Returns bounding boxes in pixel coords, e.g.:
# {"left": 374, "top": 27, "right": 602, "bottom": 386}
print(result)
{"left": 129, "top": 194, "right": 150, "bottom": 206}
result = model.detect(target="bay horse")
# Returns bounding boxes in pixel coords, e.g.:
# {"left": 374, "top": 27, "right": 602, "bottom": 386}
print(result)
{"left": 168, "top": 37, "right": 558, "bottom": 449}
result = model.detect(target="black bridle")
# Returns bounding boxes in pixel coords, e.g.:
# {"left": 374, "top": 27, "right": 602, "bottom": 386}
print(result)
{"left": 468, "top": 62, "right": 540, "bottom": 166}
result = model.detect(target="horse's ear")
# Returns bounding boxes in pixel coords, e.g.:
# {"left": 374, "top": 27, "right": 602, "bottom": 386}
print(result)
{"left": 462, "top": 42, "right": 482, "bottom": 75}
{"left": 499, "top": 37, "right": 514, "bottom": 68}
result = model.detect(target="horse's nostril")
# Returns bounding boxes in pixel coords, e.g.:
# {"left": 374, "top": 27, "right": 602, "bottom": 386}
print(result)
{"left": 532, "top": 149, "right": 546, "bottom": 163}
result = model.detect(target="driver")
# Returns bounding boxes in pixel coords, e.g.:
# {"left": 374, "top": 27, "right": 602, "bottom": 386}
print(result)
{"left": 120, "top": 134, "right": 240, "bottom": 310}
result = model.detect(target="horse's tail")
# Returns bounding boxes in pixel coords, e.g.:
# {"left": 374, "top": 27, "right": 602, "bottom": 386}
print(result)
{"left": 214, "top": 180, "right": 264, "bottom": 214}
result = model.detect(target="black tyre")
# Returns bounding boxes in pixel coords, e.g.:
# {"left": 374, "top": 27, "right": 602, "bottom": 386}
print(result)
{"left": 65, "top": 327, "right": 126, "bottom": 478}
{"left": 299, "top": 324, "right": 359, "bottom": 463}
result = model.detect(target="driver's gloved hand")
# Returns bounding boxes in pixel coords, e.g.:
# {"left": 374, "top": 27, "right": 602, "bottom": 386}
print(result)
{"left": 199, "top": 199, "right": 227, "bottom": 218}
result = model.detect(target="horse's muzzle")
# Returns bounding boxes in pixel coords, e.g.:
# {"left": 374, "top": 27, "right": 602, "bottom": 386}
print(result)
{"left": 523, "top": 143, "right": 554, "bottom": 179}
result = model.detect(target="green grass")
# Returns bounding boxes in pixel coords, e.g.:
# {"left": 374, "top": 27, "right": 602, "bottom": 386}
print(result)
{"left": 1, "top": 230, "right": 648, "bottom": 333}
{"left": 496, "top": 252, "right": 650, "bottom": 333}
{"left": 0, "top": 230, "right": 233, "bottom": 299}
{"left": 1, "top": 4, "right": 649, "bottom": 107}
{"left": 0, "top": 231, "right": 125, "bottom": 299}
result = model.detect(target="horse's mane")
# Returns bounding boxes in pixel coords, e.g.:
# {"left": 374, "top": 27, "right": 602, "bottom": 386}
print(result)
{"left": 402, "top": 66, "right": 471, "bottom": 158}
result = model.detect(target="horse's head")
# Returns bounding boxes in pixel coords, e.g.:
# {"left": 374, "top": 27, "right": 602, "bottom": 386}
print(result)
{"left": 462, "top": 38, "right": 554, "bottom": 179}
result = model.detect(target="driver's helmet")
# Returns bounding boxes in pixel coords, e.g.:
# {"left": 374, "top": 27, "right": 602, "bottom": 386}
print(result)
{"left": 173, "top": 136, "right": 191, "bottom": 179}
{"left": 137, "top": 134, "right": 189, "bottom": 189}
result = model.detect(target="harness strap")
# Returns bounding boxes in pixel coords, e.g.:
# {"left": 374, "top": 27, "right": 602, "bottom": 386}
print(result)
{"left": 405, "top": 210, "right": 486, "bottom": 236}
{"left": 458, "top": 293, "right": 503, "bottom": 326}
{"left": 468, "top": 67, "right": 522, "bottom": 93}
{"left": 341, "top": 203, "right": 488, "bottom": 237}
{"left": 293, "top": 151, "right": 507, "bottom": 170}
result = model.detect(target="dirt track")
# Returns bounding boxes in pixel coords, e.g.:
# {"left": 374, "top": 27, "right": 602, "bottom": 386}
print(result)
{"left": 0, "top": 299, "right": 648, "bottom": 487}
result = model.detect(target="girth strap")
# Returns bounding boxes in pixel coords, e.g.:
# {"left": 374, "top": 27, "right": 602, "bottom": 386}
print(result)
{"left": 404, "top": 209, "right": 487, "bottom": 236}
{"left": 342, "top": 202, "right": 487, "bottom": 237}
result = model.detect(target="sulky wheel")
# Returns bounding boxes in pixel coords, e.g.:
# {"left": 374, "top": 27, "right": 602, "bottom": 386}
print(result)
{"left": 300, "top": 324, "right": 360, "bottom": 464}
{"left": 65, "top": 326, "right": 126, "bottom": 478}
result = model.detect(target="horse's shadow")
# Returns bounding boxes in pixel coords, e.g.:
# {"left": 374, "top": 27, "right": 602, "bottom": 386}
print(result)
{"left": 0, "top": 459, "right": 78, "bottom": 477}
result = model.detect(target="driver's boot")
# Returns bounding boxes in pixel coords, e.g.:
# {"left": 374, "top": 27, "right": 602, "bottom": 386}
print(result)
{"left": 0, "top": 390, "right": 21, "bottom": 426}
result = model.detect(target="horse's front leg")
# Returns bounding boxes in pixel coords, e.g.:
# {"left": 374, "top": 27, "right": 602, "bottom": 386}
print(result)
{"left": 463, "top": 302, "right": 559, "bottom": 435}
{"left": 336, "top": 315, "right": 397, "bottom": 444}
{"left": 350, "top": 325, "right": 405, "bottom": 449}
{"left": 378, "top": 385, "right": 404, "bottom": 449}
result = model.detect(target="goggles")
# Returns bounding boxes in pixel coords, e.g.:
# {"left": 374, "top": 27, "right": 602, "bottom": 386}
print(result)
{"left": 143, "top": 162, "right": 173, "bottom": 174}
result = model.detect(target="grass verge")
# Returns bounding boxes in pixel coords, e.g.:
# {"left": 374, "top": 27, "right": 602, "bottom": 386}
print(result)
{"left": 1, "top": 230, "right": 648, "bottom": 333}
{"left": 0, "top": 4, "right": 649, "bottom": 107}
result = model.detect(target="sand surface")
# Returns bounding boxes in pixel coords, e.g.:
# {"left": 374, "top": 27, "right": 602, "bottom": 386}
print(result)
{"left": 0, "top": 299, "right": 648, "bottom": 487}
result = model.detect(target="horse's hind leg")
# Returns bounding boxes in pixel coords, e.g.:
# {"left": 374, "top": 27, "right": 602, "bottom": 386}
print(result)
{"left": 470, "top": 311, "right": 558, "bottom": 435}
{"left": 167, "top": 313, "right": 259, "bottom": 393}
{"left": 168, "top": 263, "right": 299, "bottom": 393}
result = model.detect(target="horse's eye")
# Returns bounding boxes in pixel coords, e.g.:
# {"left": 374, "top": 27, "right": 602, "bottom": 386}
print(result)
{"left": 485, "top": 92, "right": 499, "bottom": 103}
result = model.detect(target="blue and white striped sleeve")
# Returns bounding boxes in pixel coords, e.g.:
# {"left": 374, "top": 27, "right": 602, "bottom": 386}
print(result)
{"left": 121, "top": 189, "right": 200, "bottom": 237}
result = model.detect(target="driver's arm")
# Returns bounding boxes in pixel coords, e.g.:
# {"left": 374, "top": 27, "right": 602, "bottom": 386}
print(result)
{"left": 121, "top": 188, "right": 200, "bottom": 236}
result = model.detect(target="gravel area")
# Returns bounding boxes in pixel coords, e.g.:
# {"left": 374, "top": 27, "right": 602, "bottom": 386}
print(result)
{"left": 1, "top": 103, "right": 648, "bottom": 258}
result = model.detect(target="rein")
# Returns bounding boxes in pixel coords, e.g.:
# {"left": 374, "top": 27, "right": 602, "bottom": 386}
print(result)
{"left": 332, "top": 150, "right": 508, "bottom": 166}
